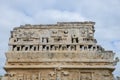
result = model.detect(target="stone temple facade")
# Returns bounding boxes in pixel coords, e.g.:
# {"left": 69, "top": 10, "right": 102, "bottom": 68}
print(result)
{"left": 2, "top": 21, "right": 118, "bottom": 80}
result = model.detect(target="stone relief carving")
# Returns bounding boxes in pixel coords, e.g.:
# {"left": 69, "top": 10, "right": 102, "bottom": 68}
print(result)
{"left": 79, "top": 27, "right": 94, "bottom": 38}
{"left": 71, "top": 35, "right": 79, "bottom": 43}
{"left": 80, "top": 28, "right": 88, "bottom": 37}
{"left": 17, "top": 74, "right": 24, "bottom": 80}
{"left": 62, "top": 71, "right": 69, "bottom": 76}
{"left": 88, "top": 27, "right": 94, "bottom": 38}
{"left": 68, "top": 71, "right": 79, "bottom": 80}
{"left": 10, "top": 30, "right": 40, "bottom": 43}
{"left": 49, "top": 72, "right": 56, "bottom": 80}
{"left": 80, "top": 72, "right": 92, "bottom": 80}
{"left": 5, "top": 70, "right": 114, "bottom": 80}
{"left": 8, "top": 72, "right": 17, "bottom": 80}
{"left": 32, "top": 74, "right": 39, "bottom": 80}
{"left": 3, "top": 22, "right": 116, "bottom": 80}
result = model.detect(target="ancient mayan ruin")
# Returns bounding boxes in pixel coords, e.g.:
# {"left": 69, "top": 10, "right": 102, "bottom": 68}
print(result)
{"left": 2, "top": 21, "right": 118, "bottom": 80}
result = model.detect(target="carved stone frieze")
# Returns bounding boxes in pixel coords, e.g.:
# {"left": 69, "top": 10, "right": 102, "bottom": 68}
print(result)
{"left": 2, "top": 21, "right": 117, "bottom": 80}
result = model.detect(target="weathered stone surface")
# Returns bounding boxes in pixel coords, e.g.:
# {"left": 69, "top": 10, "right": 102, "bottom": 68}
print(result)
{"left": 2, "top": 21, "right": 117, "bottom": 80}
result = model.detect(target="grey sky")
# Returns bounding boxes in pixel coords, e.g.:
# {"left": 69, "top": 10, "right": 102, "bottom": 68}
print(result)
{"left": 0, "top": 0, "right": 120, "bottom": 76}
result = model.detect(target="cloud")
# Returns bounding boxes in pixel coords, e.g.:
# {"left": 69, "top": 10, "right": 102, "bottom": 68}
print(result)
{"left": 114, "top": 62, "right": 120, "bottom": 77}
{"left": 0, "top": 5, "right": 33, "bottom": 27}
{"left": 112, "top": 41, "right": 120, "bottom": 50}
{"left": 112, "top": 41, "right": 120, "bottom": 57}
{"left": 33, "top": 9, "right": 86, "bottom": 24}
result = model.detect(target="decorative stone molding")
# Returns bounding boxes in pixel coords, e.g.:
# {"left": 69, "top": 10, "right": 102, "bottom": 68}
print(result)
{"left": 3, "top": 21, "right": 118, "bottom": 80}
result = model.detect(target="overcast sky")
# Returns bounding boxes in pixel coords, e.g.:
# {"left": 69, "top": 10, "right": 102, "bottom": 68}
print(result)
{"left": 0, "top": 0, "right": 120, "bottom": 77}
